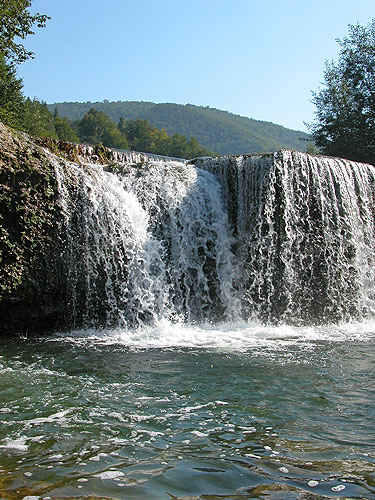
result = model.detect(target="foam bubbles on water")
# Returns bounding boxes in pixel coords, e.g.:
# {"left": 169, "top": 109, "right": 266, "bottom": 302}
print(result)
{"left": 332, "top": 484, "right": 346, "bottom": 492}
{"left": 0, "top": 437, "right": 29, "bottom": 452}
{"left": 26, "top": 409, "right": 72, "bottom": 426}
{"left": 308, "top": 480, "right": 319, "bottom": 487}
{"left": 94, "top": 470, "right": 125, "bottom": 480}
{"left": 51, "top": 319, "right": 375, "bottom": 351}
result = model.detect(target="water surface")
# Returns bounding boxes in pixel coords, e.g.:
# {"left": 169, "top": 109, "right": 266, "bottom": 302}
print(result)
{"left": 1, "top": 322, "right": 375, "bottom": 499}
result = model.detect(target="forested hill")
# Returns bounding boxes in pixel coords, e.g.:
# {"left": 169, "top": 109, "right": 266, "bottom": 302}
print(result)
{"left": 47, "top": 101, "right": 310, "bottom": 155}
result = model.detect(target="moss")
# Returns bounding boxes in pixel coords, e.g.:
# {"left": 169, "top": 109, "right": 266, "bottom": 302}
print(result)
{"left": 0, "top": 122, "right": 62, "bottom": 334}
{"left": 94, "top": 142, "right": 111, "bottom": 163}
{"left": 33, "top": 136, "right": 117, "bottom": 166}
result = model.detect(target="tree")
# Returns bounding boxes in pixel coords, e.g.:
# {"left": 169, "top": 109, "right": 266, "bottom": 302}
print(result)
{"left": 150, "top": 127, "right": 172, "bottom": 156}
{"left": 117, "top": 117, "right": 213, "bottom": 158}
{"left": 170, "top": 133, "right": 189, "bottom": 158}
{"left": 0, "top": 53, "right": 24, "bottom": 127}
{"left": 120, "top": 118, "right": 155, "bottom": 152}
{"left": 0, "top": 0, "right": 49, "bottom": 64}
{"left": 54, "top": 116, "right": 80, "bottom": 142}
{"left": 186, "top": 136, "right": 212, "bottom": 158}
{"left": 0, "top": 1, "right": 50, "bottom": 131}
{"left": 78, "top": 109, "right": 128, "bottom": 149}
{"left": 22, "top": 98, "right": 57, "bottom": 138}
{"left": 309, "top": 20, "right": 375, "bottom": 164}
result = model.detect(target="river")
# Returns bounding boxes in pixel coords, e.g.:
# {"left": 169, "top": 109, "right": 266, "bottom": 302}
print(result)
{"left": 1, "top": 322, "right": 375, "bottom": 499}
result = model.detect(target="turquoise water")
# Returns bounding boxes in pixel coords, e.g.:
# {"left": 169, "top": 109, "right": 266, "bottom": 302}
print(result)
{"left": 1, "top": 322, "right": 375, "bottom": 499}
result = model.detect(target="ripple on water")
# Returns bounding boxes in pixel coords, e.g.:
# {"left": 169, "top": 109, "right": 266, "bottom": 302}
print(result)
{"left": 0, "top": 325, "right": 375, "bottom": 498}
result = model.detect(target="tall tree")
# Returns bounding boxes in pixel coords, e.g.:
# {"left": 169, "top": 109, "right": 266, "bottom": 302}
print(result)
{"left": 309, "top": 19, "right": 375, "bottom": 164}
{"left": 120, "top": 118, "right": 155, "bottom": 152}
{"left": 0, "top": 53, "right": 24, "bottom": 127}
{"left": 22, "top": 98, "right": 57, "bottom": 138}
{"left": 0, "top": 0, "right": 49, "bottom": 64}
{"left": 0, "top": 0, "right": 50, "bottom": 130}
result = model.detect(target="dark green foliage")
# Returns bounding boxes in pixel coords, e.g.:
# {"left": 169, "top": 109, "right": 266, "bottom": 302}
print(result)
{"left": 117, "top": 117, "right": 212, "bottom": 158}
{"left": 119, "top": 117, "right": 154, "bottom": 152}
{"left": 20, "top": 100, "right": 80, "bottom": 142}
{"left": 0, "top": 53, "right": 24, "bottom": 128}
{"left": 54, "top": 115, "right": 79, "bottom": 143}
{"left": 48, "top": 101, "right": 310, "bottom": 155}
{"left": 0, "top": 55, "right": 62, "bottom": 138}
{"left": 309, "top": 20, "right": 375, "bottom": 164}
{"left": 22, "top": 98, "right": 57, "bottom": 138}
{"left": 0, "top": 1, "right": 57, "bottom": 140}
{"left": 78, "top": 108, "right": 129, "bottom": 149}
{"left": 0, "top": 55, "right": 68, "bottom": 141}
{"left": 0, "top": 0, "right": 49, "bottom": 64}
{"left": 73, "top": 112, "right": 210, "bottom": 159}
{"left": 0, "top": 82, "right": 209, "bottom": 157}
{"left": 0, "top": 122, "right": 67, "bottom": 334}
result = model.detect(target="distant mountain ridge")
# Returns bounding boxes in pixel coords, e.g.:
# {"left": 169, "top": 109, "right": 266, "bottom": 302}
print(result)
{"left": 48, "top": 101, "right": 310, "bottom": 155}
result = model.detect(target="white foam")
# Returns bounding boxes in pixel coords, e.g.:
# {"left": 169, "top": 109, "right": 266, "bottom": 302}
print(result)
{"left": 26, "top": 409, "right": 72, "bottom": 425}
{"left": 192, "top": 430, "right": 209, "bottom": 438}
{"left": 332, "top": 484, "right": 346, "bottom": 491}
{"left": 94, "top": 470, "right": 125, "bottom": 480}
{"left": 50, "top": 319, "right": 375, "bottom": 351}
{"left": 0, "top": 437, "right": 29, "bottom": 452}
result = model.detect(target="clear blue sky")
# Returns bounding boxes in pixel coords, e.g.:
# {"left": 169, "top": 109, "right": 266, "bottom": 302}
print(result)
{"left": 18, "top": 0, "right": 375, "bottom": 132}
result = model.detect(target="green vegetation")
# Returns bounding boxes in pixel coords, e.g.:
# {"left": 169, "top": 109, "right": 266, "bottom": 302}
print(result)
{"left": 117, "top": 116, "right": 212, "bottom": 158}
{"left": 78, "top": 108, "right": 129, "bottom": 149}
{"left": 0, "top": 0, "right": 49, "bottom": 65}
{"left": 0, "top": 2, "right": 308, "bottom": 159}
{"left": 0, "top": 2, "right": 211, "bottom": 159}
{"left": 0, "top": 63, "right": 79, "bottom": 141}
{"left": 0, "top": 52, "right": 24, "bottom": 129}
{"left": 0, "top": 1, "right": 60, "bottom": 137}
{"left": 309, "top": 20, "right": 375, "bottom": 165}
{"left": 53, "top": 113, "right": 80, "bottom": 143}
{"left": 0, "top": 65, "right": 211, "bottom": 158}
{"left": 0, "top": 123, "right": 57, "bottom": 299}
{"left": 48, "top": 101, "right": 310, "bottom": 155}
{"left": 75, "top": 108, "right": 212, "bottom": 158}
{"left": 0, "top": 121, "right": 65, "bottom": 334}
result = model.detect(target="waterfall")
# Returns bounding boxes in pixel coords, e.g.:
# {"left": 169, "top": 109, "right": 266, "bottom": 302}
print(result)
{"left": 197, "top": 151, "right": 375, "bottom": 324}
{"left": 53, "top": 155, "right": 239, "bottom": 329}
{"left": 52, "top": 149, "right": 375, "bottom": 329}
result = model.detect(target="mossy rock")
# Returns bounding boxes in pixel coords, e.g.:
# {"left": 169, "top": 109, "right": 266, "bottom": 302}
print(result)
{"left": 0, "top": 122, "right": 63, "bottom": 335}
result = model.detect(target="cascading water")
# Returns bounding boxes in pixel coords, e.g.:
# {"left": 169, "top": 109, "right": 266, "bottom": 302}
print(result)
{"left": 53, "top": 154, "right": 239, "bottom": 329}
{"left": 198, "top": 150, "right": 375, "bottom": 324}
{"left": 52, "top": 149, "right": 375, "bottom": 329}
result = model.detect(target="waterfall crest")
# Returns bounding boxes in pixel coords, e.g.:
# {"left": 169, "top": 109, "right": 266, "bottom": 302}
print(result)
{"left": 52, "top": 149, "right": 375, "bottom": 328}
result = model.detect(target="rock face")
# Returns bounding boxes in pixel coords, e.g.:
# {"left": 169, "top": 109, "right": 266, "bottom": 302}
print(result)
{"left": 0, "top": 123, "right": 62, "bottom": 334}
